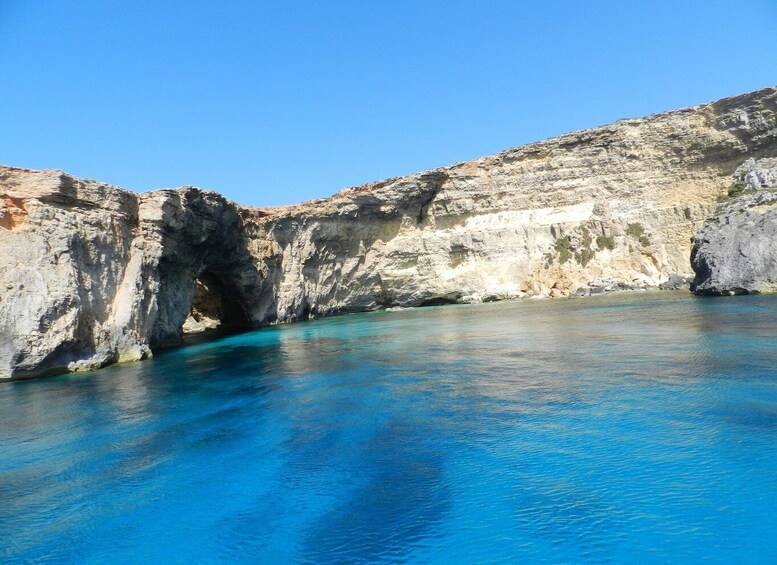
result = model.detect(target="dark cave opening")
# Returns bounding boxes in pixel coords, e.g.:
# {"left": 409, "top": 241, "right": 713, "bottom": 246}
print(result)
{"left": 418, "top": 296, "right": 460, "bottom": 307}
{"left": 182, "top": 271, "right": 252, "bottom": 336}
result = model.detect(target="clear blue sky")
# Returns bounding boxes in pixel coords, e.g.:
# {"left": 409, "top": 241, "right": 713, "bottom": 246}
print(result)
{"left": 1, "top": 1, "right": 776, "bottom": 207}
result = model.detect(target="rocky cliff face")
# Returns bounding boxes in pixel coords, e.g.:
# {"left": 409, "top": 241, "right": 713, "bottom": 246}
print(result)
{"left": 691, "top": 157, "right": 777, "bottom": 295}
{"left": 2, "top": 86, "right": 776, "bottom": 379}
{"left": 0, "top": 172, "right": 265, "bottom": 378}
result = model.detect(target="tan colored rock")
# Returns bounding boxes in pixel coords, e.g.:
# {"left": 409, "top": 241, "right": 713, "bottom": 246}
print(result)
{"left": 1, "top": 86, "right": 777, "bottom": 379}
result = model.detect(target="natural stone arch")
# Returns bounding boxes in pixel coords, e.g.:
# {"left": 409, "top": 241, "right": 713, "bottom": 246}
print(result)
{"left": 143, "top": 189, "right": 265, "bottom": 352}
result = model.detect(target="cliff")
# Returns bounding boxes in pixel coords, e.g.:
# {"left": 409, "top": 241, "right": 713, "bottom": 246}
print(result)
{"left": 2, "top": 86, "right": 776, "bottom": 379}
{"left": 691, "top": 157, "right": 777, "bottom": 294}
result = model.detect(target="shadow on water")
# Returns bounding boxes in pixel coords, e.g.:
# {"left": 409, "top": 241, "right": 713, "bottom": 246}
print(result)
{"left": 299, "top": 423, "right": 449, "bottom": 563}
{"left": 213, "top": 414, "right": 450, "bottom": 564}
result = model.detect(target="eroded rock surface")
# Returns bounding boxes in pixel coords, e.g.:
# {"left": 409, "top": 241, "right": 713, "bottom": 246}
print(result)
{"left": 0, "top": 174, "right": 261, "bottom": 379}
{"left": 2, "top": 86, "right": 777, "bottom": 379}
{"left": 691, "top": 157, "right": 777, "bottom": 295}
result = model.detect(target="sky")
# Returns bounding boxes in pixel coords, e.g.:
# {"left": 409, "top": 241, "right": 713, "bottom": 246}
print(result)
{"left": 1, "top": 1, "right": 776, "bottom": 207}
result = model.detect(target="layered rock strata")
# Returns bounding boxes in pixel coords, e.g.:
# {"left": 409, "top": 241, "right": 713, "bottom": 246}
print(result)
{"left": 2, "top": 86, "right": 776, "bottom": 379}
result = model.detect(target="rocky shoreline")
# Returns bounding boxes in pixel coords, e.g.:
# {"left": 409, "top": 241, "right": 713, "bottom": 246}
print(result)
{"left": 2, "top": 86, "right": 776, "bottom": 380}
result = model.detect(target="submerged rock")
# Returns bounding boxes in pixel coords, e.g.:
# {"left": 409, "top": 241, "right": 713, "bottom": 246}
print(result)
{"left": 2, "top": 86, "right": 777, "bottom": 379}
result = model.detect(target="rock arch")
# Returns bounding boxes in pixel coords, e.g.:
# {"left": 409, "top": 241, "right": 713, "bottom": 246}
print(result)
{"left": 142, "top": 189, "right": 264, "bottom": 351}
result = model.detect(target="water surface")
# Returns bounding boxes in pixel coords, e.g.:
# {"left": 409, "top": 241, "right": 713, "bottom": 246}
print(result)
{"left": 2, "top": 292, "right": 777, "bottom": 563}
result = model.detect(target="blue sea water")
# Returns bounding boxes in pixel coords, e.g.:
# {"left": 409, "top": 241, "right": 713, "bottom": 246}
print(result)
{"left": 2, "top": 291, "right": 777, "bottom": 563}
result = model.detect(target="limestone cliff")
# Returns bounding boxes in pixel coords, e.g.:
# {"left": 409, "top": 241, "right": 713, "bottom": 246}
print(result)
{"left": 691, "top": 157, "right": 777, "bottom": 295}
{"left": 2, "top": 86, "right": 776, "bottom": 379}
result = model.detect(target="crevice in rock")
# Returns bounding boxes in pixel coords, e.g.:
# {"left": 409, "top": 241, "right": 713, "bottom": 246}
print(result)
{"left": 416, "top": 170, "right": 448, "bottom": 224}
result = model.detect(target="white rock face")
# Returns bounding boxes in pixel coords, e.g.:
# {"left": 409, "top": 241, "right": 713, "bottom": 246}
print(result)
{"left": 734, "top": 157, "right": 777, "bottom": 190}
{"left": 2, "top": 86, "right": 777, "bottom": 379}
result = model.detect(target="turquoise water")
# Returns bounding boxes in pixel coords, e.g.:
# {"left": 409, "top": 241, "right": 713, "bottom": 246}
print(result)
{"left": 2, "top": 292, "right": 777, "bottom": 563}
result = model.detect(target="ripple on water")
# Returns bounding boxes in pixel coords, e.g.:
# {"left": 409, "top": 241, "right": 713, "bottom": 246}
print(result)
{"left": 2, "top": 292, "right": 777, "bottom": 563}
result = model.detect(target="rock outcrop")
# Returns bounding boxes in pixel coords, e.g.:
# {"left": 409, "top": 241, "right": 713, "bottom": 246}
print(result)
{"left": 691, "top": 157, "right": 777, "bottom": 295}
{"left": 2, "top": 86, "right": 777, "bottom": 379}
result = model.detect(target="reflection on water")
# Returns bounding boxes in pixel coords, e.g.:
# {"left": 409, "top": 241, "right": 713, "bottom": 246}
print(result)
{"left": 2, "top": 292, "right": 777, "bottom": 562}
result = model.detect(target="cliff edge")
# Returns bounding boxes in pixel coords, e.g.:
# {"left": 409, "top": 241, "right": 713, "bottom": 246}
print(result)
{"left": 2, "top": 86, "right": 777, "bottom": 379}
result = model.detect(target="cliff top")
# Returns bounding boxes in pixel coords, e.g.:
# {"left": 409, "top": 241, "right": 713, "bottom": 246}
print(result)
{"left": 3, "top": 85, "right": 776, "bottom": 220}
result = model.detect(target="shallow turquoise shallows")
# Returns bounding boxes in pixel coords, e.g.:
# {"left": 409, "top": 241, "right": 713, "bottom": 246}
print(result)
{"left": 3, "top": 292, "right": 777, "bottom": 563}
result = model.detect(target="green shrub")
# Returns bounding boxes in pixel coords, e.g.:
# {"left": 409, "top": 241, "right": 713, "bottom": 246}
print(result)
{"left": 639, "top": 235, "right": 651, "bottom": 247}
{"left": 727, "top": 181, "right": 747, "bottom": 198}
{"left": 575, "top": 248, "right": 596, "bottom": 267}
{"left": 555, "top": 236, "right": 571, "bottom": 263}
{"left": 625, "top": 223, "right": 645, "bottom": 238}
{"left": 578, "top": 225, "right": 592, "bottom": 248}
{"left": 596, "top": 235, "right": 615, "bottom": 250}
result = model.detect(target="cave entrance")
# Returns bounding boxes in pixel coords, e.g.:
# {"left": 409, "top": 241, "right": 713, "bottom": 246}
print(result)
{"left": 182, "top": 272, "right": 251, "bottom": 336}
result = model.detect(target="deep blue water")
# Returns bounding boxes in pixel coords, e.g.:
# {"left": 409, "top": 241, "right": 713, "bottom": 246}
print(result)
{"left": 2, "top": 292, "right": 777, "bottom": 563}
